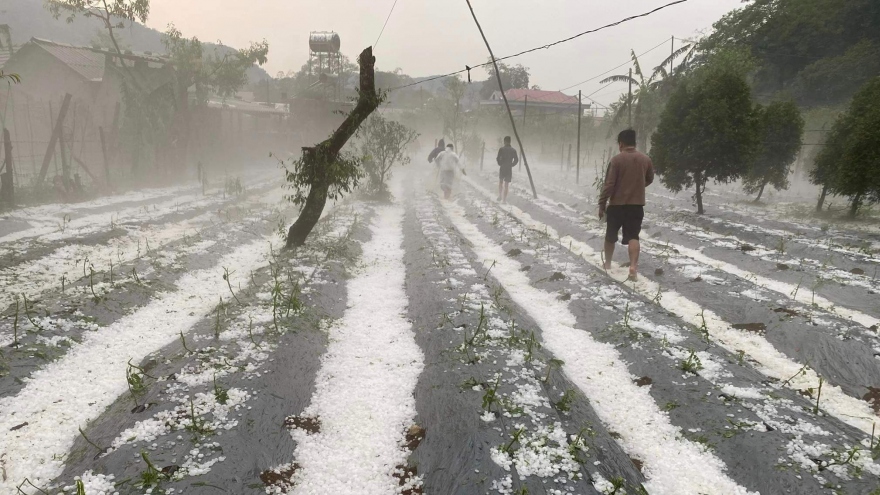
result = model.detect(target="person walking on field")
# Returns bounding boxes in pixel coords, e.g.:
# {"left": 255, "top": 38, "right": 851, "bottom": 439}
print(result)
{"left": 496, "top": 136, "right": 519, "bottom": 203}
{"left": 436, "top": 143, "right": 467, "bottom": 200}
{"left": 427, "top": 138, "right": 446, "bottom": 165}
{"left": 598, "top": 129, "right": 654, "bottom": 280}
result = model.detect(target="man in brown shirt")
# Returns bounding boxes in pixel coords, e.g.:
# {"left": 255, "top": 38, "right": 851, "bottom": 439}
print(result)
{"left": 598, "top": 129, "right": 654, "bottom": 280}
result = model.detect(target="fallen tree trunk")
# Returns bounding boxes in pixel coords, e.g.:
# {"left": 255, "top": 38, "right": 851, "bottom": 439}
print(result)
{"left": 285, "top": 47, "right": 380, "bottom": 249}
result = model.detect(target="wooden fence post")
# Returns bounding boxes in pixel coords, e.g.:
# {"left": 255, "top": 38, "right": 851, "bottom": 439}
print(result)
{"left": 37, "top": 93, "right": 72, "bottom": 184}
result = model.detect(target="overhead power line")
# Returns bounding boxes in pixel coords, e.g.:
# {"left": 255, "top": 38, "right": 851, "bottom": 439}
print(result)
{"left": 390, "top": 0, "right": 691, "bottom": 91}
{"left": 374, "top": 0, "right": 401, "bottom": 49}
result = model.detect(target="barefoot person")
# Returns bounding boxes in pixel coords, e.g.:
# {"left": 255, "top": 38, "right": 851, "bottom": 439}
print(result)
{"left": 437, "top": 143, "right": 466, "bottom": 200}
{"left": 496, "top": 136, "right": 518, "bottom": 202}
{"left": 598, "top": 129, "right": 654, "bottom": 280}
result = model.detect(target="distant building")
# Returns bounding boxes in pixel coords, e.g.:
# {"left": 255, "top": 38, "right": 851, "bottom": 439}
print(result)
{"left": 481, "top": 88, "right": 585, "bottom": 115}
{"left": 2, "top": 37, "right": 174, "bottom": 127}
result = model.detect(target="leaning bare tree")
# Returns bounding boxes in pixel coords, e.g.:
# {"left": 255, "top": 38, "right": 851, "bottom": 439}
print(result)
{"left": 283, "top": 47, "right": 381, "bottom": 248}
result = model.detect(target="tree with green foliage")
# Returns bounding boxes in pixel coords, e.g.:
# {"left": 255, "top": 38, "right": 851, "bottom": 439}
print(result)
{"left": 743, "top": 101, "right": 804, "bottom": 202}
{"left": 480, "top": 61, "right": 529, "bottom": 100}
{"left": 283, "top": 48, "right": 381, "bottom": 248}
{"left": 651, "top": 55, "right": 760, "bottom": 214}
{"left": 163, "top": 25, "right": 268, "bottom": 173}
{"left": 436, "top": 76, "right": 470, "bottom": 152}
{"left": 359, "top": 115, "right": 418, "bottom": 200}
{"left": 810, "top": 78, "right": 880, "bottom": 218}
{"left": 47, "top": 0, "right": 149, "bottom": 85}
{"left": 702, "top": 0, "right": 880, "bottom": 106}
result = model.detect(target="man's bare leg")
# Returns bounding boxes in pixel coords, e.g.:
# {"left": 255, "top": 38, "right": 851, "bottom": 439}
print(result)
{"left": 627, "top": 240, "right": 640, "bottom": 279}
{"left": 603, "top": 241, "right": 615, "bottom": 270}
{"left": 498, "top": 181, "right": 503, "bottom": 201}
{"left": 502, "top": 181, "right": 509, "bottom": 202}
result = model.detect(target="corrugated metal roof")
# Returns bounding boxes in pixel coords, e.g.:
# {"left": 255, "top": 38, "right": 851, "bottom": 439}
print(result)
{"left": 32, "top": 38, "right": 105, "bottom": 81}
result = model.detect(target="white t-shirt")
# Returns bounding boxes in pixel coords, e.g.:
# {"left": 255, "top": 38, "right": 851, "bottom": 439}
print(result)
{"left": 437, "top": 150, "right": 460, "bottom": 173}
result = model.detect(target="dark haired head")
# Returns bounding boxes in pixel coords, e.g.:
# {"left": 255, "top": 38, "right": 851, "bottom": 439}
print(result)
{"left": 504, "top": 136, "right": 511, "bottom": 144}
{"left": 446, "top": 143, "right": 454, "bottom": 150}
{"left": 617, "top": 129, "right": 636, "bottom": 147}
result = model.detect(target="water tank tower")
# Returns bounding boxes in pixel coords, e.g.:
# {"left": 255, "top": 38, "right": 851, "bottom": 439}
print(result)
{"left": 308, "top": 31, "right": 343, "bottom": 99}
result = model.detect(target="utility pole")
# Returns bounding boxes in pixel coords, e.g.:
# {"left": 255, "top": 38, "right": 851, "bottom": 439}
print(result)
{"left": 628, "top": 67, "right": 633, "bottom": 129}
{"left": 480, "top": 141, "right": 485, "bottom": 170}
{"left": 576, "top": 90, "right": 582, "bottom": 184}
{"left": 465, "top": 0, "right": 538, "bottom": 199}
{"left": 523, "top": 95, "right": 528, "bottom": 126}
{"left": 670, "top": 36, "right": 674, "bottom": 78}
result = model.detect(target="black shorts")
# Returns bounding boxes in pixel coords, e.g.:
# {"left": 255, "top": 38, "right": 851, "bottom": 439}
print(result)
{"left": 605, "top": 205, "right": 644, "bottom": 245}
{"left": 499, "top": 167, "right": 513, "bottom": 183}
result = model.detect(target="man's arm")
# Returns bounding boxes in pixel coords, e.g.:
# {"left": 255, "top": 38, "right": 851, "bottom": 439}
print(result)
{"left": 496, "top": 149, "right": 503, "bottom": 166}
{"left": 645, "top": 158, "right": 655, "bottom": 186}
{"left": 512, "top": 150, "right": 519, "bottom": 167}
{"left": 598, "top": 161, "right": 617, "bottom": 217}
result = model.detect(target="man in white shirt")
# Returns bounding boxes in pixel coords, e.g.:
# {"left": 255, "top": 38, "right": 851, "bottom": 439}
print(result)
{"left": 436, "top": 143, "right": 466, "bottom": 199}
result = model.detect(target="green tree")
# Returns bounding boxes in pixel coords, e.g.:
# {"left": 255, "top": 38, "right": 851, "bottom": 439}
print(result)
{"left": 436, "top": 76, "right": 469, "bottom": 151}
{"left": 702, "top": 0, "right": 880, "bottom": 105}
{"left": 811, "top": 78, "right": 880, "bottom": 218}
{"left": 283, "top": 48, "right": 381, "bottom": 248}
{"left": 743, "top": 100, "right": 805, "bottom": 202}
{"left": 651, "top": 57, "right": 760, "bottom": 214}
{"left": 480, "top": 61, "right": 529, "bottom": 99}
{"left": 47, "top": 0, "right": 149, "bottom": 83}
{"left": 359, "top": 115, "right": 418, "bottom": 199}
{"left": 162, "top": 25, "right": 268, "bottom": 174}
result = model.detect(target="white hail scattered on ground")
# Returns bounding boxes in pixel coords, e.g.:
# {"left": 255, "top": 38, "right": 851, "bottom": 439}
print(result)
{"left": 442, "top": 199, "right": 756, "bottom": 495}
{"left": 0, "top": 237, "right": 275, "bottom": 492}
{"left": 465, "top": 176, "right": 880, "bottom": 435}
{"left": 287, "top": 203, "right": 425, "bottom": 495}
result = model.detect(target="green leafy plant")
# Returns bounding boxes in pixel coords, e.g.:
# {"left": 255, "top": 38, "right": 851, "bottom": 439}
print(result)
{"left": 554, "top": 390, "right": 576, "bottom": 412}
{"left": 680, "top": 349, "right": 703, "bottom": 375}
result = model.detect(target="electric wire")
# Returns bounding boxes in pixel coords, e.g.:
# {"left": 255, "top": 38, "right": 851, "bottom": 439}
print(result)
{"left": 374, "top": 0, "right": 400, "bottom": 49}
{"left": 389, "top": 0, "right": 690, "bottom": 92}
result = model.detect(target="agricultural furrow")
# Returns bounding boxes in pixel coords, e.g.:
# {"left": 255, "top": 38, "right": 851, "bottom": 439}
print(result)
{"left": 528, "top": 176, "right": 880, "bottom": 320}
{"left": 0, "top": 171, "right": 278, "bottom": 255}
{"left": 406, "top": 194, "right": 604, "bottom": 494}
{"left": 454, "top": 189, "right": 880, "bottom": 492}
{"left": 0, "top": 182, "right": 286, "bottom": 314}
{"left": 268, "top": 197, "right": 424, "bottom": 495}
{"left": 437, "top": 193, "right": 764, "bottom": 495}
{"left": 49, "top": 207, "right": 363, "bottom": 495}
{"left": 0, "top": 187, "right": 292, "bottom": 394}
{"left": 462, "top": 176, "right": 880, "bottom": 438}
{"left": 0, "top": 234, "right": 280, "bottom": 491}
{"left": 490, "top": 174, "right": 880, "bottom": 360}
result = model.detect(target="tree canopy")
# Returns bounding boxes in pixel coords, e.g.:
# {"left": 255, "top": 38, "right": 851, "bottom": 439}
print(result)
{"left": 743, "top": 100, "right": 804, "bottom": 201}
{"left": 701, "top": 0, "right": 880, "bottom": 106}
{"left": 651, "top": 53, "right": 760, "bottom": 214}
{"left": 811, "top": 78, "right": 880, "bottom": 217}
{"left": 480, "top": 61, "right": 530, "bottom": 99}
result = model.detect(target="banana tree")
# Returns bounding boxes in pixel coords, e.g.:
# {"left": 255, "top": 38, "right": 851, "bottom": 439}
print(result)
{"left": 601, "top": 42, "right": 697, "bottom": 151}
{"left": 600, "top": 51, "right": 665, "bottom": 150}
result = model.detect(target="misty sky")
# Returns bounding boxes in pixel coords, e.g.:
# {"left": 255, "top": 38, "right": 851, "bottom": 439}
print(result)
{"left": 147, "top": 0, "right": 744, "bottom": 107}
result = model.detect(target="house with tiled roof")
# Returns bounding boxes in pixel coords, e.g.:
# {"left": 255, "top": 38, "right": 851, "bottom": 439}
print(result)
{"left": 481, "top": 88, "right": 584, "bottom": 115}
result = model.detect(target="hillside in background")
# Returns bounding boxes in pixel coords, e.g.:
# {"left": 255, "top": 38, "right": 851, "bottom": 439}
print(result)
{"left": 0, "top": 0, "right": 270, "bottom": 81}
